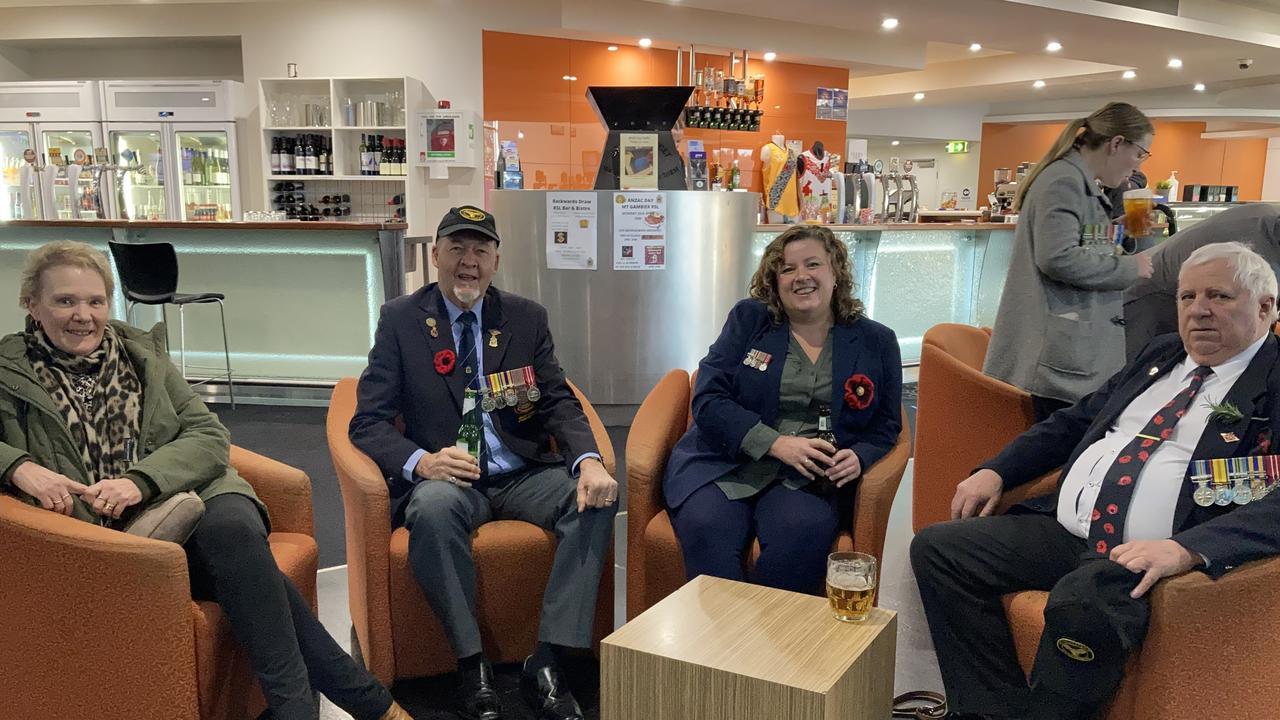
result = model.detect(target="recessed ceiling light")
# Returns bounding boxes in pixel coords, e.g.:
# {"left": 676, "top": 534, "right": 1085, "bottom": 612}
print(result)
{"left": 1033, "top": 80, "right": 1046, "bottom": 88}
{"left": 881, "top": 17, "right": 899, "bottom": 30}
{"left": 607, "top": 45, "right": 618, "bottom": 52}
{"left": 891, "top": 140, "right": 901, "bottom": 146}
{"left": 1194, "top": 82, "right": 1206, "bottom": 91}
{"left": 1123, "top": 70, "right": 1136, "bottom": 79}
{"left": 763, "top": 51, "right": 777, "bottom": 62}
{"left": 969, "top": 43, "right": 982, "bottom": 52}
{"left": 1168, "top": 58, "right": 1183, "bottom": 69}
{"left": 638, "top": 38, "right": 652, "bottom": 48}
{"left": 517, "top": 131, "right": 525, "bottom": 139}
{"left": 201, "top": 97, "right": 211, "bottom": 101}
{"left": 913, "top": 92, "right": 925, "bottom": 101}
{"left": 1045, "top": 41, "right": 1062, "bottom": 52}
{"left": 774, "top": 104, "right": 781, "bottom": 109}
{"left": 562, "top": 75, "right": 577, "bottom": 81}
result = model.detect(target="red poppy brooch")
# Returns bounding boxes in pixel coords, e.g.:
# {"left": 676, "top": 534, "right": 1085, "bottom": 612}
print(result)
{"left": 434, "top": 349, "right": 456, "bottom": 375}
{"left": 844, "top": 374, "right": 874, "bottom": 410}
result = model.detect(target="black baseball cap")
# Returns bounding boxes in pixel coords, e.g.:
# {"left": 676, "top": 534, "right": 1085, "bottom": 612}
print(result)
{"left": 437, "top": 205, "right": 500, "bottom": 245}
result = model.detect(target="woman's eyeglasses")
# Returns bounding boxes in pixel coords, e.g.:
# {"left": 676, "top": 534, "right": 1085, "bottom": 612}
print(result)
{"left": 1125, "top": 138, "right": 1152, "bottom": 161}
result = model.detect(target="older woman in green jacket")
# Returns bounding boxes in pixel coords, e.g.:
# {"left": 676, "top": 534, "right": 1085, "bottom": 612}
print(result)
{"left": 0, "top": 241, "right": 412, "bottom": 720}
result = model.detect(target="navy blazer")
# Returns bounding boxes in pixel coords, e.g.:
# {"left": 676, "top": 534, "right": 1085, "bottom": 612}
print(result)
{"left": 349, "top": 284, "right": 598, "bottom": 521}
{"left": 984, "top": 332, "right": 1280, "bottom": 578}
{"left": 664, "top": 299, "right": 903, "bottom": 509}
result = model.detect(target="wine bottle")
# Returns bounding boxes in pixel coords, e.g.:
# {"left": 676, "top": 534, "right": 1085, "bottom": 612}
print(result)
{"left": 280, "top": 140, "right": 294, "bottom": 176}
{"left": 378, "top": 137, "right": 391, "bottom": 176}
{"left": 372, "top": 134, "right": 383, "bottom": 176}
{"left": 394, "top": 139, "right": 405, "bottom": 175}
{"left": 191, "top": 150, "right": 205, "bottom": 185}
{"left": 359, "top": 134, "right": 372, "bottom": 176}
{"left": 270, "top": 138, "right": 281, "bottom": 176}
{"left": 318, "top": 137, "right": 330, "bottom": 176}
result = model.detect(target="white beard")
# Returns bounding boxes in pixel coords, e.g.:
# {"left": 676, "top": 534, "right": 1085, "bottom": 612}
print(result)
{"left": 455, "top": 286, "right": 481, "bottom": 306}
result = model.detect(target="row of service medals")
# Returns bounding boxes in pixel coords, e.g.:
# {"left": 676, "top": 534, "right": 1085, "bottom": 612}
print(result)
{"left": 1189, "top": 456, "right": 1277, "bottom": 507}
{"left": 475, "top": 365, "right": 541, "bottom": 413}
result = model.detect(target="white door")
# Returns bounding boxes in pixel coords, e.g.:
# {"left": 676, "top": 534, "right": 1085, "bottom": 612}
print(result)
{"left": 105, "top": 123, "right": 169, "bottom": 220}
{"left": 37, "top": 123, "right": 104, "bottom": 220}
{"left": 0, "top": 123, "right": 39, "bottom": 220}
{"left": 173, "top": 123, "right": 239, "bottom": 221}
{"left": 909, "top": 157, "right": 940, "bottom": 212}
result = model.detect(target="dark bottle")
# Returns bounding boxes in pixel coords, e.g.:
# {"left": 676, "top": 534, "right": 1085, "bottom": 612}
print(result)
{"left": 816, "top": 404, "right": 837, "bottom": 492}
{"left": 359, "top": 134, "right": 372, "bottom": 176}
{"left": 270, "top": 137, "right": 282, "bottom": 175}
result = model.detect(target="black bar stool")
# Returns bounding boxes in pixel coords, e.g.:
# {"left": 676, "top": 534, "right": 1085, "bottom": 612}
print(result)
{"left": 108, "top": 241, "right": 235, "bottom": 407}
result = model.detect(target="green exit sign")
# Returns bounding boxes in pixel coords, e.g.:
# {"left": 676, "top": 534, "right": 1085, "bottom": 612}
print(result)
{"left": 946, "top": 141, "right": 969, "bottom": 154}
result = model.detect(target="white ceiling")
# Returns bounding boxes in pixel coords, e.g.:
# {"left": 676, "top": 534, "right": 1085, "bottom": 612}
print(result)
{"left": 5, "top": 0, "right": 1280, "bottom": 118}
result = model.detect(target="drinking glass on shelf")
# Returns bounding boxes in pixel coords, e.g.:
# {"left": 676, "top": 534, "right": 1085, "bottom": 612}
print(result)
{"left": 826, "top": 552, "right": 877, "bottom": 623}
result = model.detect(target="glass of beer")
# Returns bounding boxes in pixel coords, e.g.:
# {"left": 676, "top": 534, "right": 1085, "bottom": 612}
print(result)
{"left": 827, "top": 552, "right": 877, "bottom": 623}
{"left": 1122, "top": 187, "right": 1154, "bottom": 237}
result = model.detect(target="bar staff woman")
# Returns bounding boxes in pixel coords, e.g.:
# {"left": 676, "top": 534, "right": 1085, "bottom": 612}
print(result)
{"left": 984, "top": 102, "right": 1157, "bottom": 420}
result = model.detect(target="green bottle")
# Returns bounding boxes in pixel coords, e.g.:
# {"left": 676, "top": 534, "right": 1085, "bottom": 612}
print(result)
{"left": 456, "top": 388, "right": 483, "bottom": 460}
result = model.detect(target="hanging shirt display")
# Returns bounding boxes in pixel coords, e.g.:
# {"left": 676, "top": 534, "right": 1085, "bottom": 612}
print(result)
{"left": 798, "top": 149, "right": 834, "bottom": 223}
{"left": 761, "top": 141, "right": 800, "bottom": 219}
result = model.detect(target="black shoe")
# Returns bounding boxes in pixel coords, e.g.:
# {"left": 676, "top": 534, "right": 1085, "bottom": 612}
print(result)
{"left": 519, "top": 657, "right": 584, "bottom": 720}
{"left": 457, "top": 660, "right": 502, "bottom": 720}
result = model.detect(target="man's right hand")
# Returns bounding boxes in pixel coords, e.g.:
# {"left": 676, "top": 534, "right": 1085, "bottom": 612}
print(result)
{"left": 950, "top": 468, "right": 1004, "bottom": 520}
{"left": 9, "top": 461, "right": 83, "bottom": 516}
{"left": 414, "top": 448, "right": 482, "bottom": 487}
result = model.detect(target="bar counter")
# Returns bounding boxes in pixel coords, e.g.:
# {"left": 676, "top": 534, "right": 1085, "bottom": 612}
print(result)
{"left": 0, "top": 220, "right": 407, "bottom": 385}
{"left": 753, "top": 222, "right": 1018, "bottom": 364}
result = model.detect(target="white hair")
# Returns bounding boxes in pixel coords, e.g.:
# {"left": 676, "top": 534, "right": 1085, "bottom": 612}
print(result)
{"left": 1180, "top": 241, "right": 1278, "bottom": 309}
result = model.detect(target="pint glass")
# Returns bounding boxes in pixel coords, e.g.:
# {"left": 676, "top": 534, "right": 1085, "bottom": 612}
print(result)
{"left": 827, "top": 552, "right": 877, "bottom": 622}
{"left": 1123, "top": 187, "right": 1154, "bottom": 237}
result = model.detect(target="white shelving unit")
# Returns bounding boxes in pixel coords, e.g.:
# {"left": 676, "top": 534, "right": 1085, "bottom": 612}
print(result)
{"left": 258, "top": 76, "right": 428, "bottom": 232}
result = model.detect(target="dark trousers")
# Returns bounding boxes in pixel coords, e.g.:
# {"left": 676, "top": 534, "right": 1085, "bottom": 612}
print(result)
{"left": 910, "top": 514, "right": 1153, "bottom": 720}
{"left": 668, "top": 480, "right": 839, "bottom": 594}
{"left": 186, "top": 494, "right": 393, "bottom": 720}
{"left": 1032, "top": 395, "right": 1073, "bottom": 423}
{"left": 402, "top": 463, "right": 616, "bottom": 659}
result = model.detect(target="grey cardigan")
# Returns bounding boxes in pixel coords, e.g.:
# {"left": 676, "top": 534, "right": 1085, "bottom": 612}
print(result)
{"left": 984, "top": 150, "right": 1141, "bottom": 403}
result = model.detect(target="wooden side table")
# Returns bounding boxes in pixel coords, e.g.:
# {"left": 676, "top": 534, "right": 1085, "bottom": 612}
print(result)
{"left": 601, "top": 575, "right": 896, "bottom": 720}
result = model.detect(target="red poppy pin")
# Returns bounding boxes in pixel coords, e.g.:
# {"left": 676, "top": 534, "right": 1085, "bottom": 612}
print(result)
{"left": 433, "top": 349, "right": 456, "bottom": 375}
{"left": 844, "top": 374, "right": 874, "bottom": 410}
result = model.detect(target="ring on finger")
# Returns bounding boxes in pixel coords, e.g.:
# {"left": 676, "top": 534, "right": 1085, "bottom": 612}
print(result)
{"left": 447, "top": 476, "right": 459, "bottom": 486}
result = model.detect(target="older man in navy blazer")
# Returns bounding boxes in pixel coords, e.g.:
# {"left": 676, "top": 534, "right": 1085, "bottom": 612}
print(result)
{"left": 664, "top": 224, "right": 903, "bottom": 593}
{"left": 349, "top": 206, "right": 616, "bottom": 720}
{"left": 913, "top": 242, "right": 1280, "bottom": 720}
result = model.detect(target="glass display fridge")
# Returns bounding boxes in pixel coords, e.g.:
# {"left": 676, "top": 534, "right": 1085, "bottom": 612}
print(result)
{"left": 101, "top": 81, "right": 243, "bottom": 222}
{"left": 0, "top": 82, "right": 106, "bottom": 220}
{"left": 104, "top": 122, "right": 240, "bottom": 222}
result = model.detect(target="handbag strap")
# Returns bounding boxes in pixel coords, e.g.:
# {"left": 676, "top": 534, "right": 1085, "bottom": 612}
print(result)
{"left": 892, "top": 690, "right": 948, "bottom": 719}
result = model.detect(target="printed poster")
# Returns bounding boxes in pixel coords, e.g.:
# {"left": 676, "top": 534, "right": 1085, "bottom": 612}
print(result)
{"left": 832, "top": 89, "right": 849, "bottom": 121}
{"left": 816, "top": 87, "right": 833, "bottom": 120}
{"left": 545, "top": 192, "right": 597, "bottom": 270}
{"left": 612, "top": 192, "right": 666, "bottom": 271}
{"left": 619, "top": 132, "right": 659, "bottom": 190}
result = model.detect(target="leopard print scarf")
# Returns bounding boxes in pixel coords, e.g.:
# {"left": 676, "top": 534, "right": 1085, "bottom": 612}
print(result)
{"left": 25, "top": 318, "right": 143, "bottom": 484}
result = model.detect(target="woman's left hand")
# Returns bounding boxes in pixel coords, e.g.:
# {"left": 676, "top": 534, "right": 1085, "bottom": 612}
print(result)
{"left": 826, "top": 449, "right": 863, "bottom": 487}
{"left": 74, "top": 478, "right": 143, "bottom": 520}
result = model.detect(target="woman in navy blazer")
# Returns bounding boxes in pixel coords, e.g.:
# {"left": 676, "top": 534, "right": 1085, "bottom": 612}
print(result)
{"left": 664, "top": 224, "right": 903, "bottom": 592}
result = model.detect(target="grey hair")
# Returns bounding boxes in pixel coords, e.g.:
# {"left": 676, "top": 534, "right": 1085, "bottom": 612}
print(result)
{"left": 1180, "top": 241, "right": 1279, "bottom": 309}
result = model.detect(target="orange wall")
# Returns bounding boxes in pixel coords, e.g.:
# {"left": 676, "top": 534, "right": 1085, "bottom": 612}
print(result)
{"left": 482, "top": 31, "right": 848, "bottom": 193}
{"left": 978, "top": 120, "right": 1267, "bottom": 203}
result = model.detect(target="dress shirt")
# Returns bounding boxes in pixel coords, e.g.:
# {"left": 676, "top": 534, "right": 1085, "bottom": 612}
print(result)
{"left": 403, "top": 295, "right": 600, "bottom": 483}
{"left": 1057, "top": 333, "right": 1267, "bottom": 542}
{"left": 716, "top": 331, "right": 832, "bottom": 499}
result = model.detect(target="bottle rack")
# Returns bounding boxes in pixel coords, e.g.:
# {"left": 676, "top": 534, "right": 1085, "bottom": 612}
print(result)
{"left": 683, "top": 106, "right": 763, "bottom": 132}
{"left": 259, "top": 76, "right": 426, "bottom": 231}
{"left": 267, "top": 178, "right": 405, "bottom": 223}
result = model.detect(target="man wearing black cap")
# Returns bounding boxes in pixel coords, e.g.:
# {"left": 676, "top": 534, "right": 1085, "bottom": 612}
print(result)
{"left": 350, "top": 205, "right": 617, "bottom": 720}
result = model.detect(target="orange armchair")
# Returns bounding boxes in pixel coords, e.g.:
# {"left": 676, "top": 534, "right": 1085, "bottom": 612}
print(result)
{"left": 913, "top": 323, "right": 1036, "bottom": 532}
{"left": 1003, "top": 555, "right": 1280, "bottom": 720}
{"left": 625, "top": 369, "right": 912, "bottom": 619}
{"left": 0, "top": 445, "right": 318, "bottom": 720}
{"left": 327, "top": 377, "right": 615, "bottom": 684}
